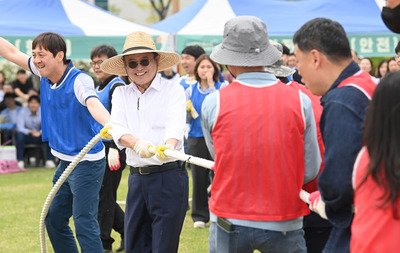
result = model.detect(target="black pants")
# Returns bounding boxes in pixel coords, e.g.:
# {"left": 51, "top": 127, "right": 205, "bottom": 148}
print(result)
{"left": 187, "top": 137, "right": 213, "bottom": 223}
{"left": 98, "top": 142, "right": 126, "bottom": 250}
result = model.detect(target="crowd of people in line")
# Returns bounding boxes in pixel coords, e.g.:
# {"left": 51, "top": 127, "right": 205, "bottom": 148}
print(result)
{"left": 0, "top": 2, "right": 400, "bottom": 253}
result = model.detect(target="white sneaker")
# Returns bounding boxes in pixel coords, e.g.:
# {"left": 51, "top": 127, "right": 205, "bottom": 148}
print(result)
{"left": 193, "top": 221, "right": 206, "bottom": 229}
{"left": 45, "top": 160, "right": 56, "bottom": 169}
{"left": 18, "top": 161, "right": 25, "bottom": 169}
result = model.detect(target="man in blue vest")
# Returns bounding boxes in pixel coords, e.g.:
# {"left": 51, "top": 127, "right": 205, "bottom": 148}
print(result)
{"left": 0, "top": 33, "right": 111, "bottom": 252}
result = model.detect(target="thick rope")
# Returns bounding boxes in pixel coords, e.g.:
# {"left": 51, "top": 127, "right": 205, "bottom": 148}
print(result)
{"left": 39, "top": 134, "right": 102, "bottom": 253}
{"left": 148, "top": 147, "right": 310, "bottom": 204}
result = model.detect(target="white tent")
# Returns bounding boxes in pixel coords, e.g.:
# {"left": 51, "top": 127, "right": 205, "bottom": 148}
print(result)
{"left": 0, "top": 0, "right": 169, "bottom": 59}
{"left": 152, "top": 0, "right": 399, "bottom": 56}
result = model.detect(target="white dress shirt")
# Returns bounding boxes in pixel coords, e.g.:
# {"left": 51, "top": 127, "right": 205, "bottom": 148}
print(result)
{"left": 111, "top": 74, "right": 186, "bottom": 167}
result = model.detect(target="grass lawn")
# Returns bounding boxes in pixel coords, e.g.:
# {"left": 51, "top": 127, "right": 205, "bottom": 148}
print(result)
{"left": 0, "top": 166, "right": 209, "bottom": 252}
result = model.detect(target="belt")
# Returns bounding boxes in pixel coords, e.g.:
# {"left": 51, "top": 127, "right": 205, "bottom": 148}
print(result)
{"left": 130, "top": 161, "right": 182, "bottom": 175}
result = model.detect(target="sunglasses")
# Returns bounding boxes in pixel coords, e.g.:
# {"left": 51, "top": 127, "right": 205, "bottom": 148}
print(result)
{"left": 126, "top": 59, "right": 152, "bottom": 69}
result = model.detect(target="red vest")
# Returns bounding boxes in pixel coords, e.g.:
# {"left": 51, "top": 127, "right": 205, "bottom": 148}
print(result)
{"left": 337, "top": 71, "right": 376, "bottom": 99}
{"left": 351, "top": 147, "right": 400, "bottom": 253}
{"left": 288, "top": 81, "right": 324, "bottom": 193}
{"left": 210, "top": 80, "right": 309, "bottom": 221}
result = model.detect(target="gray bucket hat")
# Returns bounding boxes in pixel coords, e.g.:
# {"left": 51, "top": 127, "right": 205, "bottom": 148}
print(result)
{"left": 265, "top": 40, "right": 296, "bottom": 77}
{"left": 210, "top": 16, "right": 281, "bottom": 67}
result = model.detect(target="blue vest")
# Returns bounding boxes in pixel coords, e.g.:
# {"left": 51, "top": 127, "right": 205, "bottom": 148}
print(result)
{"left": 93, "top": 77, "right": 125, "bottom": 136}
{"left": 40, "top": 66, "right": 103, "bottom": 156}
{"left": 189, "top": 81, "right": 222, "bottom": 137}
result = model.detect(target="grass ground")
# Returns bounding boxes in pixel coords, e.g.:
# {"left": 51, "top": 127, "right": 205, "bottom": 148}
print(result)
{"left": 0, "top": 166, "right": 209, "bottom": 252}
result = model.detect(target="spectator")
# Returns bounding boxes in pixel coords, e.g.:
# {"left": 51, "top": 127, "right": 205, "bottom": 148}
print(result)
{"left": 359, "top": 57, "right": 379, "bottom": 83}
{"left": 186, "top": 54, "right": 223, "bottom": 229}
{"left": 375, "top": 59, "right": 388, "bottom": 83}
{"left": 90, "top": 44, "right": 126, "bottom": 253}
{"left": 351, "top": 71, "right": 400, "bottom": 253}
{"left": 16, "top": 95, "right": 55, "bottom": 169}
{"left": 12, "top": 69, "right": 34, "bottom": 104}
{"left": 351, "top": 50, "right": 360, "bottom": 64}
{"left": 280, "top": 42, "right": 290, "bottom": 66}
{"left": 287, "top": 53, "right": 297, "bottom": 68}
{"left": 160, "top": 66, "right": 181, "bottom": 84}
{"left": 293, "top": 18, "right": 377, "bottom": 252}
{"left": 203, "top": 16, "right": 320, "bottom": 253}
{"left": 0, "top": 70, "right": 6, "bottom": 101}
{"left": 0, "top": 92, "right": 22, "bottom": 145}
{"left": 0, "top": 83, "right": 21, "bottom": 112}
{"left": 388, "top": 57, "right": 399, "bottom": 72}
{"left": 178, "top": 45, "right": 205, "bottom": 90}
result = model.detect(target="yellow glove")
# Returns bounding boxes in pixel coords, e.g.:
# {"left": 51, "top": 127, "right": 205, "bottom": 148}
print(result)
{"left": 155, "top": 144, "right": 174, "bottom": 161}
{"left": 100, "top": 126, "right": 113, "bottom": 140}
{"left": 133, "top": 139, "right": 154, "bottom": 158}
{"left": 186, "top": 100, "right": 199, "bottom": 119}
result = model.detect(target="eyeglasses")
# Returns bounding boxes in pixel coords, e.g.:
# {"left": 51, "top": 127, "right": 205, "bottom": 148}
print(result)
{"left": 126, "top": 59, "right": 152, "bottom": 69}
{"left": 90, "top": 60, "right": 103, "bottom": 67}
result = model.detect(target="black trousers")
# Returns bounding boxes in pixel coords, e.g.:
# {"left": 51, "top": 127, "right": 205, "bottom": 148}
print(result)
{"left": 98, "top": 142, "right": 126, "bottom": 250}
{"left": 187, "top": 137, "right": 213, "bottom": 223}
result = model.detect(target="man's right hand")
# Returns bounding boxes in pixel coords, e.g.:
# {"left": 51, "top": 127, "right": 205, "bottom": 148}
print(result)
{"left": 133, "top": 139, "right": 155, "bottom": 158}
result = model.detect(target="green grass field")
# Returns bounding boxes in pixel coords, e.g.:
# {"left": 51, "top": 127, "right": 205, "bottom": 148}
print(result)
{"left": 0, "top": 167, "right": 209, "bottom": 252}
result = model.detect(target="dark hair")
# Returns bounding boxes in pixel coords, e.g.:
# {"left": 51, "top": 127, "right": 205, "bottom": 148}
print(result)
{"left": 375, "top": 59, "right": 388, "bottom": 78}
{"left": 293, "top": 18, "right": 352, "bottom": 63}
{"left": 181, "top": 45, "right": 206, "bottom": 60}
{"left": 90, "top": 44, "right": 118, "bottom": 60}
{"left": 17, "top": 69, "right": 26, "bottom": 75}
{"left": 3, "top": 92, "right": 17, "bottom": 99}
{"left": 280, "top": 43, "right": 290, "bottom": 55}
{"left": 194, "top": 54, "right": 220, "bottom": 83}
{"left": 32, "top": 32, "right": 67, "bottom": 64}
{"left": 363, "top": 71, "right": 400, "bottom": 218}
{"left": 395, "top": 41, "right": 400, "bottom": 54}
{"left": 28, "top": 95, "right": 40, "bottom": 103}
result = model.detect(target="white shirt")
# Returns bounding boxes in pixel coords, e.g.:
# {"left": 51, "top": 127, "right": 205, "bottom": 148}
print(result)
{"left": 111, "top": 74, "right": 186, "bottom": 167}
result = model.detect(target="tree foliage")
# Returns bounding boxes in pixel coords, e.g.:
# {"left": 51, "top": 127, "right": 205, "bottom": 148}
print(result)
{"left": 149, "top": 0, "right": 172, "bottom": 21}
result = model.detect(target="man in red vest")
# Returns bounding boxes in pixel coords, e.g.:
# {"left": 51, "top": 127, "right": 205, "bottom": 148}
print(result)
{"left": 293, "top": 18, "right": 376, "bottom": 253}
{"left": 201, "top": 16, "right": 321, "bottom": 253}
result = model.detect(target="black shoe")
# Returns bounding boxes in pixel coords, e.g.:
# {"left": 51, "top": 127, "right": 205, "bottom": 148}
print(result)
{"left": 116, "top": 239, "right": 124, "bottom": 252}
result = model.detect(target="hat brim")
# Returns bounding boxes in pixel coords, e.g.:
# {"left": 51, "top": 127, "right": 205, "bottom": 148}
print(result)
{"left": 101, "top": 49, "right": 181, "bottom": 76}
{"left": 210, "top": 43, "right": 282, "bottom": 67}
{"left": 265, "top": 65, "right": 296, "bottom": 78}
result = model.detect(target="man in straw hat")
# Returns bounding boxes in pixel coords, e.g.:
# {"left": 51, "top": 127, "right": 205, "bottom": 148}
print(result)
{"left": 201, "top": 16, "right": 320, "bottom": 253}
{"left": 101, "top": 31, "right": 188, "bottom": 253}
{"left": 293, "top": 18, "right": 376, "bottom": 253}
{"left": 0, "top": 33, "right": 111, "bottom": 252}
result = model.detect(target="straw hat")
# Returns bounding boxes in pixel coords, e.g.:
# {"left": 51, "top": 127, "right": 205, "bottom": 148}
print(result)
{"left": 101, "top": 31, "right": 181, "bottom": 76}
{"left": 210, "top": 16, "right": 281, "bottom": 67}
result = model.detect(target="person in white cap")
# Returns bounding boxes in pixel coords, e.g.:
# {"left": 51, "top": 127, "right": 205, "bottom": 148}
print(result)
{"left": 201, "top": 16, "right": 321, "bottom": 253}
{"left": 101, "top": 31, "right": 188, "bottom": 253}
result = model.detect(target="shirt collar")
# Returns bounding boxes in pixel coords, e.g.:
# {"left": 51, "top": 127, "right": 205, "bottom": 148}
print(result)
{"left": 98, "top": 75, "right": 118, "bottom": 90}
{"left": 236, "top": 71, "right": 277, "bottom": 86}
{"left": 328, "top": 61, "right": 360, "bottom": 92}
{"left": 47, "top": 60, "right": 74, "bottom": 87}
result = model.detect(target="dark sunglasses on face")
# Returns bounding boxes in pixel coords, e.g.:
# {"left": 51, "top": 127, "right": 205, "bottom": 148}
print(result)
{"left": 127, "top": 59, "right": 151, "bottom": 69}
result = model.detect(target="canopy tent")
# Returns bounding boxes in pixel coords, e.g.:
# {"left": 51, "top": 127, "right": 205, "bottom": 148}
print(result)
{"left": 0, "top": 0, "right": 169, "bottom": 59}
{"left": 152, "top": 0, "right": 399, "bottom": 57}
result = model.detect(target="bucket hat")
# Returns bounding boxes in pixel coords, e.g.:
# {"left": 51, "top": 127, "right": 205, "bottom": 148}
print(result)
{"left": 210, "top": 16, "right": 281, "bottom": 67}
{"left": 101, "top": 31, "right": 181, "bottom": 76}
{"left": 264, "top": 40, "right": 296, "bottom": 77}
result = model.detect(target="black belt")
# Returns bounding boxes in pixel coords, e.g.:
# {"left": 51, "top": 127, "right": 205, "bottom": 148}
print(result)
{"left": 130, "top": 161, "right": 182, "bottom": 175}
